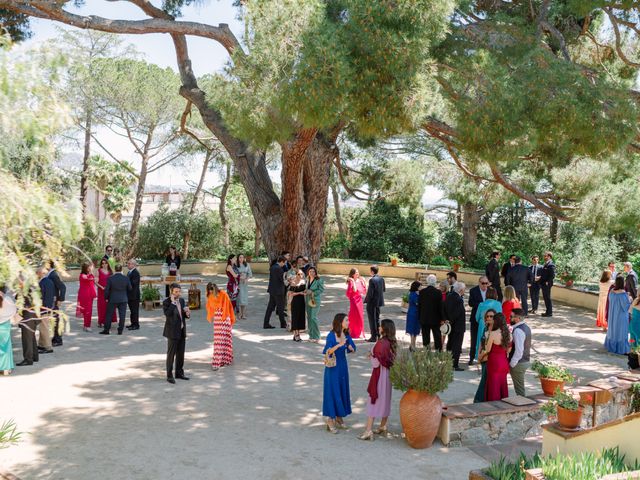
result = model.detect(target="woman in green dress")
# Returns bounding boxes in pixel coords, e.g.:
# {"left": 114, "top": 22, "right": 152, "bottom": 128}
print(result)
{"left": 305, "top": 267, "right": 325, "bottom": 343}
{"left": 630, "top": 293, "right": 640, "bottom": 346}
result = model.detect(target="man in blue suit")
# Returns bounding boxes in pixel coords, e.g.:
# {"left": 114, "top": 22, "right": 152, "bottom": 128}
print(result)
{"left": 364, "top": 265, "right": 385, "bottom": 342}
{"left": 467, "top": 276, "right": 489, "bottom": 365}
{"left": 100, "top": 264, "right": 132, "bottom": 335}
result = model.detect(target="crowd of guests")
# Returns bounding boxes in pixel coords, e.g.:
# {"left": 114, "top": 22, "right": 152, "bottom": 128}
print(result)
{"left": 596, "top": 261, "right": 640, "bottom": 355}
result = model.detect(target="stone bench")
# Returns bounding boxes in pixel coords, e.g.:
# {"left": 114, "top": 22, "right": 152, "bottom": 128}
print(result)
{"left": 441, "top": 371, "right": 640, "bottom": 447}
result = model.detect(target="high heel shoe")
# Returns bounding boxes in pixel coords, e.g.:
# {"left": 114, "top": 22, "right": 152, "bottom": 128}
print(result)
{"left": 335, "top": 419, "right": 348, "bottom": 430}
{"left": 374, "top": 426, "right": 389, "bottom": 437}
{"left": 358, "top": 431, "right": 374, "bottom": 441}
{"left": 326, "top": 422, "right": 338, "bottom": 434}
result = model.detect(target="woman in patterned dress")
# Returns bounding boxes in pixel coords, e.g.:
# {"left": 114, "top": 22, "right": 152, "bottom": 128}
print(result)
{"left": 226, "top": 254, "right": 239, "bottom": 312}
{"left": 206, "top": 282, "right": 236, "bottom": 371}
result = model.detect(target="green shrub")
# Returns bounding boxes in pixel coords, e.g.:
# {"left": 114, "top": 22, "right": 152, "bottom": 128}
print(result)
{"left": 349, "top": 199, "right": 427, "bottom": 263}
{"left": 141, "top": 284, "right": 160, "bottom": 302}
{"left": 390, "top": 348, "right": 453, "bottom": 394}
{"left": 322, "top": 232, "right": 350, "bottom": 258}
{"left": 430, "top": 255, "right": 449, "bottom": 266}
{"left": 0, "top": 419, "right": 20, "bottom": 449}
{"left": 531, "top": 360, "right": 574, "bottom": 382}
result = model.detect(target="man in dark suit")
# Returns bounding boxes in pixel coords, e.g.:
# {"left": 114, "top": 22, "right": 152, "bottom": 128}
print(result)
{"left": 163, "top": 283, "right": 190, "bottom": 384}
{"left": 485, "top": 251, "right": 502, "bottom": 301}
{"left": 46, "top": 260, "right": 67, "bottom": 347}
{"left": 100, "top": 264, "right": 132, "bottom": 335}
{"left": 540, "top": 251, "right": 556, "bottom": 317}
{"left": 446, "top": 271, "right": 457, "bottom": 293}
{"left": 17, "top": 292, "right": 40, "bottom": 366}
{"left": 264, "top": 255, "right": 287, "bottom": 329}
{"left": 501, "top": 255, "right": 516, "bottom": 286}
{"left": 418, "top": 274, "right": 443, "bottom": 351}
{"left": 624, "top": 262, "right": 638, "bottom": 300}
{"left": 37, "top": 267, "right": 54, "bottom": 354}
{"left": 126, "top": 259, "right": 141, "bottom": 330}
{"left": 506, "top": 256, "right": 533, "bottom": 314}
{"left": 468, "top": 276, "right": 489, "bottom": 365}
{"left": 529, "top": 255, "right": 542, "bottom": 314}
{"left": 102, "top": 245, "right": 113, "bottom": 263}
{"left": 364, "top": 265, "right": 386, "bottom": 342}
{"left": 444, "top": 282, "right": 466, "bottom": 371}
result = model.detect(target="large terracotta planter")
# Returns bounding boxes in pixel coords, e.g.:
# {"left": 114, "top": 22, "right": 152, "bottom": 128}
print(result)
{"left": 399, "top": 389, "right": 442, "bottom": 449}
{"left": 390, "top": 259, "right": 398, "bottom": 266}
{"left": 453, "top": 264, "right": 461, "bottom": 272}
{"left": 540, "top": 377, "right": 564, "bottom": 397}
{"left": 557, "top": 406, "right": 582, "bottom": 429}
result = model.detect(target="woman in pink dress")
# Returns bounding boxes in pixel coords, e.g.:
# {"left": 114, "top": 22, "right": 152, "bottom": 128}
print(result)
{"left": 359, "top": 319, "right": 396, "bottom": 440}
{"left": 346, "top": 268, "right": 367, "bottom": 340}
{"left": 97, "top": 258, "right": 116, "bottom": 328}
{"left": 76, "top": 261, "right": 97, "bottom": 332}
{"left": 484, "top": 312, "right": 512, "bottom": 401}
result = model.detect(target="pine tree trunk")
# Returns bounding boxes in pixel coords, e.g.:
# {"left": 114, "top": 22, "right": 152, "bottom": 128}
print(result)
{"left": 80, "top": 111, "right": 92, "bottom": 220}
{"left": 182, "top": 151, "right": 212, "bottom": 260}
{"left": 331, "top": 178, "right": 349, "bottom": 258}
{"left": 254, "top": 223, "right": 261, "bottom": 258}
{"left": 220, "top": 161, "right": 232, "bottom": 249}
{"left": 550, "top": 215, "right": 559, "bottom": 243}
{"left": 128, "top": 156, "right": 148, "bottom": 253}
{"left": 462, "top": 202, "right": 481, "bottom": 260}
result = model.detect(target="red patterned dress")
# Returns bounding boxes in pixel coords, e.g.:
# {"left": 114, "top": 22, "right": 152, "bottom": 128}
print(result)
{"left": 206, "top": 290, "right": 236, "bottom": 369}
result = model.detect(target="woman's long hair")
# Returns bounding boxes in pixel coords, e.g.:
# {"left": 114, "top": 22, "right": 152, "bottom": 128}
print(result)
{"left": 503, "top": 285, "right": 516, "bottom": 302}
{"left": 615, "top": 275, "right": 625, "bottom": 290}
{"left": 486, "top": 287, "right": 498, "bottom": 300}
{"left": 346, "top": 268, "right": 358, "bottom": 284}
{"left": 206, "top": 282, "right": 220, "bottom": 297}
{"left": 380, "top": 318, "right": 397, "bottom": 355}
{"left": 237, "top": 254, "right": 247, "bottom": 267}
{"left": 332, "top": 313, "right": 348, "bottom": 337}
{"left": 307, "top": 266, "right": 319, "bottom": 282}
{"left": 227, "top": 254, "right": 236, "bottom": 266}
{"left": 99, "top": 258, "right": 113, "bottom": 274}
{"left": 491, "top": 312, "right": 511, "bottom": 349}
{"left": 600, "top": 269, "right": 612, "bottom": 283}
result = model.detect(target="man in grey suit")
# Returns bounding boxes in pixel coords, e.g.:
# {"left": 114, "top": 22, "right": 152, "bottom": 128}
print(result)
{"left": 506, "top": 256, "right": 533, "bottom": 314}
{"left": 100, "top": 264, "right": 132, "bottom": 335}
{"left": 364, "top": 265, "right": 385, "bottom": 342}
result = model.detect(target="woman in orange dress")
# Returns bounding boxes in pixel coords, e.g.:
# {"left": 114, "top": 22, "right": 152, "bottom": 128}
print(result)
{"left": 596, "top": 269, "right": 613, "bottom": 330}
{"left": 501, "top": 286, "right": 521, "bottom": 325}
{"left": 346, "top": 268, "right": 367, "bottom": 340}
{"left": 206, "top": 282, "right": 236, "bottom": 371}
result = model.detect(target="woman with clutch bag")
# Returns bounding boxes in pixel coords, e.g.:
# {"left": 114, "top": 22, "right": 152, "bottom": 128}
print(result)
{"left": 305, "top": 267, "right": 325, "bottom": 343}
{"left": 359, "top": 319, "right": 397, "bottom": 441}
{"left": 473, "top": 309, "right": 496, "bottom": 403}
{"left": 322, "top": 313, "right": 356, "bottom": 433}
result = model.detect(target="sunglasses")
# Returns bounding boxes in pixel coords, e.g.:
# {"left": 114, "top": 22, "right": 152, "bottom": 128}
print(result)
{"left": 480, "top": 282, "right": 489, "bottom": 285}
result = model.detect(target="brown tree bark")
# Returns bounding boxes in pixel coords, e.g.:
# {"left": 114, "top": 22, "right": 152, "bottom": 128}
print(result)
{"left": 550, "top": 215, "right": 559, "bottom": 243}
{"left": 219, "top": 161, "right": 232, "bottom": 249}
{"left": 80, "top": 110, "right": 92, "bottom": 220}
{"left": 462, "top": 201, "right": 482, "bottom": 260}
{"left": 128, "top": 155, "right": 148, "bottom": 253}
{"left": 182, "top": 151, "right": 213, "bottom": 260}
{"left": 254, "top": 223, "right": 261, "bottom": 258}
{"left": 330, "top": 177, "right": 349, "bottom": 258}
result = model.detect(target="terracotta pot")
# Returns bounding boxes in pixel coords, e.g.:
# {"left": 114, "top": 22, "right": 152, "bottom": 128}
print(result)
{"left": 399, "top": 390, "right": 442, "bottom": 449}
{"left": 565, "top": 280, "right": 574, "bottom": 288}
{"left": 391, "top": 259, "right": 398, "bottom": 267}
{"left": 540, "top": 377, "right": 565, "bottom": 397}
{"left": 143, "top": 300, "right": 154, "bottom": 311}
{"left": 557, "top": 406, "right": 582, "bottom": 429}
{"left": 453, "top": 264, "right": 461, "bottom": 272}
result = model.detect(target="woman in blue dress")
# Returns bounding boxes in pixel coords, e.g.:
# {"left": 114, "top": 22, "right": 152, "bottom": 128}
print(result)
{"left": 474, "top": 287, "right": 502, "bottom": 361}
{"left": 322, "top": 313, "right": 356, "bottom": 433}
{"left": 605, "top": 276, "right": 632, "bottom": 355}
{"left": 406, "top": 281, "right": 421, "bottom": 351}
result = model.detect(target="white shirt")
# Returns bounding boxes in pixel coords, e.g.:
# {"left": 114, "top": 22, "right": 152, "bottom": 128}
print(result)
{"left": 509, "top": 322, "right": 527, "bottom": 368}
{"left": 480, "top": 289, "right": 487, "bottom": 302}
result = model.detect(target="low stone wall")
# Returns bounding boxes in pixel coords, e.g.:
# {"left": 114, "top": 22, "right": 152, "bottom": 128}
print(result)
{"left": 440, "top": 372, "right": 637, "bottom": 448}
{"left": 62, "top": 261, "right": 600, "bottom": 312}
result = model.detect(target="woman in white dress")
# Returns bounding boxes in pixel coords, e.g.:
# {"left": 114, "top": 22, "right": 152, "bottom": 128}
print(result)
{"left": 236, "top": 254, "right": 253, "bottom": 319}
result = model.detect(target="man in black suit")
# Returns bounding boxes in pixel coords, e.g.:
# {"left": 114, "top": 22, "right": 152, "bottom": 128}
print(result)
{"left": 468, "top": 276, "right": 489, "bottom": 365}
{"left": 37, "top": 267, "right": 54, "bottom": 354}
{"left": 17, "top": 292, "right": 40, "bottom": 366}
{"left": 540, "top": 251, "right": 556, "bottom": 317}
{"left": 446, "top": 271, "right": 457, "bottom": 293}
{"left": 46, "top": 260, "right": 67, "bottom": 347}
{"left": 163, "top": 283, "right": 190, "bottom": 384}
{"left": 506, "top": 256, "right": 533, "bottom": 314}
{"left": 418, "top": 274, "right": 444, "bottom": 351}
{"left": 485, "top": 251, "right": 502, "bottom": 301}
{"left": 364, "top": 265, "right": 386, "bottom": 342}
{"left": 126, "top": 259, "right": 141, "bottom": 330}
{"left": 624, "top": 262, "right": 638, "bottom": 300}
{"left": 501, "top": 255, "right": 516, "bottom": 286}
{"left": 444, "top": 282, "right": 466, "bottom": 371}
{"left": 264, "top": 255, "right": 287, "bottom": 329}
{"left": 529, "top": 255, "right": 542, "bottom": 314}
{"left": 101, "top": 264, "right": 132, "bottom": 335}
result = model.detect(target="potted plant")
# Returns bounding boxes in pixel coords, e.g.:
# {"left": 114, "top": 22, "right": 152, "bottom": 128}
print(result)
{"left": 532, "top": 360, "right": 574, "bottom": 396}
{"left": 141, "top": 284, "right": 160, "bottom": 310}
{"left": 541, "top": 388, "right": 583, "bottom": 429}
{"left": 389, "top": 253, "right": 401, "bottom": 267}
{"left": 628, "top": 342, "right": 640, "bottom": 370}
{"left": 448, "top": 256, "right": 463, "bottom": 272}
{"left": 559, "top": 270, "right": 575, "bottom": 287}
{"left": 390, "top": 349, "right": 454, "bottom": 449}
{"left": 401, "top": 292, "right": 409, "bottom": 313}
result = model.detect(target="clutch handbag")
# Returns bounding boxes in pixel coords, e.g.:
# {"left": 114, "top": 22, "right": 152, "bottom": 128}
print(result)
{"left": 324, "top": 351, "right": 336, "bottom": 368}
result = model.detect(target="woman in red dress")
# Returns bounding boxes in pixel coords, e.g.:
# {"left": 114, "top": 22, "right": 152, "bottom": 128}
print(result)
{"left": 484, "top": 312, "right": 512, "bottom": 401}
{"left": 97, "top": 258, "right": 116, "bottom": 328}
{"left": 501, "top": 285, "right": 521, "bottom": 325}
{"left": 226, "top": 254, "right": 239, "bottom": 312}
{"left": 77, "top": 261, "right": 97, "bottom": 332}
{"left": 346, "top": 268, "right": 367, "bottom": 340}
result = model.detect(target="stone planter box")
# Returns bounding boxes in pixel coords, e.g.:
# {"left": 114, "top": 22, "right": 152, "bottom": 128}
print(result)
{"left": 524, "top": 469, "right": 640, "bottom": 480}
{"left": 469, "top": 470, "right": 494, "bottom": 480}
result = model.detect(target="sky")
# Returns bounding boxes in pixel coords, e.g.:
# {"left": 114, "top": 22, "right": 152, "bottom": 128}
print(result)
{"left": 23, "top": 0, "right": 442, "bottom": 204}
